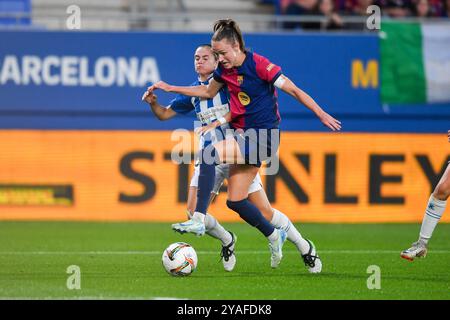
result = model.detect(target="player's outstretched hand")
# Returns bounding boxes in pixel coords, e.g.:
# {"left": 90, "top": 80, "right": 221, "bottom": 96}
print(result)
{"left": 141, "top": 86, "right": 157, "bottom": 104}
{"left": 144, "top": 92, "right": 157, "bottom": 105}
{"left": 150, "top": 81, "right": 172, "bottom": 92}
{"left": 318, "top": 111, "right": 342, "bottom": 131}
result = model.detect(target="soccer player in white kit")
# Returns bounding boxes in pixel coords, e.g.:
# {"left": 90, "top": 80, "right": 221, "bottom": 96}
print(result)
{"left": 143, "top": 44, "right": 321, "bottom": 273}
{"left": 401, "top": 130, "right": 450, "bottom": 261}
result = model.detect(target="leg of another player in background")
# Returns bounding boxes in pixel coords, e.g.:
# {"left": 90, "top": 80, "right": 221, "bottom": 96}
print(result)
{"left": 401, "top": 162, "right": 449, "bottom": 261}
{"left": 419, "top": 163, "right": 449, "bottom": 244}
{"left": 402, "top": 130, "right": 450, "bottom": 261}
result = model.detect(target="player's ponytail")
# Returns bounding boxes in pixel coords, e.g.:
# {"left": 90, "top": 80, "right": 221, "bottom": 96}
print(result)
{"left": 212, "top": 19, "right": 245, "bottom": 52}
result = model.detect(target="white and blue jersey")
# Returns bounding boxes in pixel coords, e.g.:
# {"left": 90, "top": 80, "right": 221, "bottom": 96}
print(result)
{"left": 169, "top": 75, "right": 232, "bottom": 148}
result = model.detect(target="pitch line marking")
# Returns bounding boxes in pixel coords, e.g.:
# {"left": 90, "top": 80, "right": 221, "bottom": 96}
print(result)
{"left": 0, "top": 250, "right": 449, "bottom": 255}
{"left": 0, "top": 296, "right": 188, "bottom": 300}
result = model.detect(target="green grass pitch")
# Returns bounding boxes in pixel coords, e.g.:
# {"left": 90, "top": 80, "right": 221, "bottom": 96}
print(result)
{"left": 0, "top": 221, "right": 449, "bottom": 300}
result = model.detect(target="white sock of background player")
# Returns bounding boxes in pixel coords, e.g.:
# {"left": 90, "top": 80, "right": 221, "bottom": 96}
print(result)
{"left": 270, "top": 208, "right": 311, "bottom": 255}
{"left": 188, "top": 211, "right": 232, "bottom": 245}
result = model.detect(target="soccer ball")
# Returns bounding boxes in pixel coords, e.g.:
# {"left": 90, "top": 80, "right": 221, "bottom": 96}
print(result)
{"left": 162, "top": 242, "right": 198, "bottom": 276}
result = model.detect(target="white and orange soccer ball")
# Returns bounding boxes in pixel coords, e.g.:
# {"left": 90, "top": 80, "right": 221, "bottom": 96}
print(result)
{"left": 162, "top": 242, "right": 198, "bottom": 276}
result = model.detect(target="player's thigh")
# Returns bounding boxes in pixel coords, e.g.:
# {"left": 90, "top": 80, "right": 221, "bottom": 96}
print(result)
{"left": 213, "top": 138, "right": 245, "bottom": 165}
{"left": 227, "top": 164, "right": 259, "bottom": 201}
{"left": 248, "top": 189, "right": 273, "bottom": 221}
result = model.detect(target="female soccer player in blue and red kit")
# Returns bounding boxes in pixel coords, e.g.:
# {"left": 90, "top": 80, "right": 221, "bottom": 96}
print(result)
{"left": 149, "top": 19, "right": 341, "bottom": 271}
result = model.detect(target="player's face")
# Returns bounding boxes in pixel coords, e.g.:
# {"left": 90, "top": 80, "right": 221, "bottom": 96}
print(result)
{"left": 212, "top": 39, "right": 240, "bottom": 69}
{"left": 194, "top": 47, "right": 217, "bottom": 77}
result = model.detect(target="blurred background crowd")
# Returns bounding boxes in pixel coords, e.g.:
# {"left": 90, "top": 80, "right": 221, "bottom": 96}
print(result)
{"left": 278, "top": 0, "right": 449, "bottom": 30}
{"left": 1, "top": 0, "right": 448, "bottom": 32}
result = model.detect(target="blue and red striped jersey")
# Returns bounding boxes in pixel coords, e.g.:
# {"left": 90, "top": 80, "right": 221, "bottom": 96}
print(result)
{"left": 213, "top": 51, "right": 282, "bottom": 130}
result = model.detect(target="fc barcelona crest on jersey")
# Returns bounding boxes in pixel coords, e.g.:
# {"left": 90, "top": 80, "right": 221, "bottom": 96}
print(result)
{"left": 237, "top": 75, "right": 244, "bottom": 85}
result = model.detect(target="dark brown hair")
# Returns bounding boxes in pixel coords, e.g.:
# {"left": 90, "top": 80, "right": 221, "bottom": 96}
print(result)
{"left": 197, "top": 44, "right": 218, "bottom": 60}
{"left": 212, "top": 19, "right": 245, "bottom": 52}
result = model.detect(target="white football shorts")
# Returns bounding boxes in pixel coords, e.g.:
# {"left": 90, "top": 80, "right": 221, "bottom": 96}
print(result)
{"left": 190, "top": 163, "right": 263, "bottom": 195}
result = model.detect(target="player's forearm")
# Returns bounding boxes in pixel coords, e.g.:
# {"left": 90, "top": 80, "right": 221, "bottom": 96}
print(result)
{"left": 149, "top": 101, "right": 172, "bottom": 120}
{"left": 292, "top": 87, "right": 325, "bottom": 117}
{"left": 280, "top": 77, "right": 325, "bottom": 117}
{"left": 168, "top": 85, "right": 212, "bottom": 99}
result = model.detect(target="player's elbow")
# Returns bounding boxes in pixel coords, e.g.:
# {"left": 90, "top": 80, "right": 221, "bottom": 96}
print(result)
{"left": 155, "top": 111, "right": 171, "bottom": 121}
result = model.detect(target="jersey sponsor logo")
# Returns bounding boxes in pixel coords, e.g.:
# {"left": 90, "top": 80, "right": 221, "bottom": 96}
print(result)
{"left": 196, "top": 104, "right": 229, "bottom": 124}
{"left": 238, "top": 92, "right": 251, "bottom": 106}
{"left": 266, "top": 63, "right": 275, "bottom": 72}
{"left": 237, "top": 75, "right": 243, "bottom": 85}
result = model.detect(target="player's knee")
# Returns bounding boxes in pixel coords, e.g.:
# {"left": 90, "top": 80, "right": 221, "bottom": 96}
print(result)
{"left": 226, "top": 198, "right": 248, "bottom": 215}
{"left": 226, "top": 199, "right": 242, "bottom": 211}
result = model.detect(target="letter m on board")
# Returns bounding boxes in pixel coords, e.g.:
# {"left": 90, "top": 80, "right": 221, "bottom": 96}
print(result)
{"left": 352, "top": 60, "right": 378, "bottom": 89}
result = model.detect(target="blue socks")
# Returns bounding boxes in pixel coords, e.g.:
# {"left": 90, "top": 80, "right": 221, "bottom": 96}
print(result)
{"left": 226, "top": 198, "right": 274, "bottom": 237}
{"left": 195, "top": 148, "right": 217, "bottom": 215}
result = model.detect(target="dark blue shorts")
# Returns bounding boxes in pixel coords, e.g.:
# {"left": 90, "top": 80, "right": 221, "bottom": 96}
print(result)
{"left": 234, "top": 128, "right": 280, "bottom": 167}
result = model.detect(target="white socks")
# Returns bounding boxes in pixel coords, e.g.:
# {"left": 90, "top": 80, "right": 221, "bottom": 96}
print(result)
{"left": 267, "top": 229, "right": 279, "bottom": 243}
{"left": 270, "top": 208, "right": 310, "bottom": 255}
{"left": 205, "top": 213, "right": 232, "bottom": 246}
{"left": 189, "top": 211, "right": 231, "bottom": 246}
{"left": 189, "top": 208, "right": 313, "bottom": 252}
{"left": 419, "top": 195, "right": 447, "bottom": 244}
{"left": 192, "top": 211, "right": 206, "bottom": 224}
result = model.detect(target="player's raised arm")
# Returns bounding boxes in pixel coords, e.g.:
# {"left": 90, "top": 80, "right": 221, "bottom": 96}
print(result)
{"left": 150, "top": 79, "right": 223, "bottom": 99}
{"left": 141, "top": 87, "right": 177, "bottom": 120}
{"left": 275, "top": 75, "right": 342, "bottom": 132}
